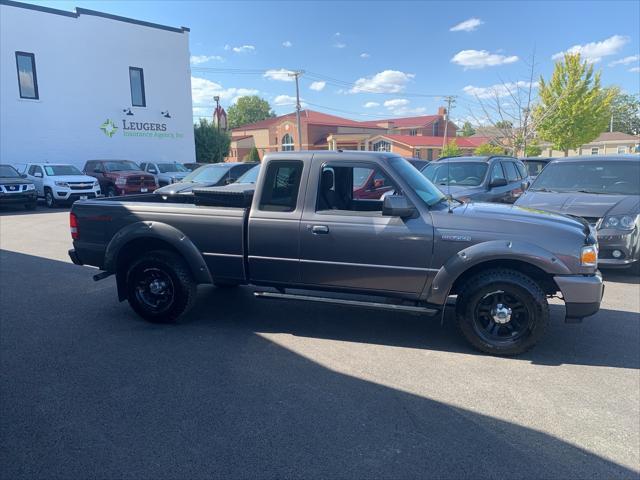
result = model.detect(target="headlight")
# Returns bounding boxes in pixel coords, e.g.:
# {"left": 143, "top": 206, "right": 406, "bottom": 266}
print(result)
{"left": 580, "top": 245, "right": 598, "bottom": 267}
{"left": 25, "top": 184, "right": 36, "bottom": 191}
{"left": 601, "top": 214, "right": 638, "bottom": 230}
{"left": 93, "top": 181, "right": 99, "bottom": 188}
{"left": 54, "top": 181, "right": 69, "bottom": 187}
{"left": 115, "top": 177, "right": 127, "bottom": 186}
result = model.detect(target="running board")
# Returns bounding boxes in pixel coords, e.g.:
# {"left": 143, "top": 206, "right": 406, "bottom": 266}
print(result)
{"left": 254, "top": 291, "right": 438, "bottom": 315}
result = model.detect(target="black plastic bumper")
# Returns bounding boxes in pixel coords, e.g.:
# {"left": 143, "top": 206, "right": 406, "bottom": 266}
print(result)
{"left": 565, "top": 302, "right": 601, "bottom": 321}
{"left": 68, "top": 249, "right": 82, "bottom": 265}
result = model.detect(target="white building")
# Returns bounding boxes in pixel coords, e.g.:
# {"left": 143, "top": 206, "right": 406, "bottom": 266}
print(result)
{"left": 0, "top": 0, "right": 195, "bottom": 169}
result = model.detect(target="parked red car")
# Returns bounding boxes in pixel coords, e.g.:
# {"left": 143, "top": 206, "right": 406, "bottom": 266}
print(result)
{"left": 352, "top": 167, "right": 395, "bottom": 200}
{"left": 83, "top": 160, "right": 157, "bottom": 197}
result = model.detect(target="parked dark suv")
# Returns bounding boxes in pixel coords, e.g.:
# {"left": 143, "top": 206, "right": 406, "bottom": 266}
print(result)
{"left": 421, "top": 156, "right": 530, "bottom": 203}
{"left": 0, "top": 164, "right": 37, "bottom": 210}
{"left": 83, "top": 160, "right": 157, "bottom": 197}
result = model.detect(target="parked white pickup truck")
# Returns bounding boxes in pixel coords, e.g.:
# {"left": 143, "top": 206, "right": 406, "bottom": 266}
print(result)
{"left": 19, "top": 163, "right": 101, "bottom": 207}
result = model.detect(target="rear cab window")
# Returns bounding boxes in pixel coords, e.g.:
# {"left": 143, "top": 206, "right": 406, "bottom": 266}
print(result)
{"left": 259, "top": 161, "right": 303, "bottom": 212}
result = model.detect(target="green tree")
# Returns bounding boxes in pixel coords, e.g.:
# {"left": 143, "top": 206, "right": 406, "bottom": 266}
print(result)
{"left": 524, "top": 143, "right": 542, "bottom": 157}
{"left": 460, "top": 121, "right": 476, "bottom": 137}
{"left": 474, "top": 143, "right": 504, "bottom": 155}
{"left": 610, "top": 92, "right": 640, "bottom": 135}
{"left": 194, "top": 118, "right": 231, "bottom": 163}
{"left": 227, "top": 96, "right": 275, "bottom": 129}
{"left": 243, "top": 146, "right": 261, "bottom": 162}
{"left": 440, "top": 140, "right": 462, "bottom": 158}
{"left": 534, "top": 53, "right": 617, "bottom": 156}
{"left": 494, "top": 120, "right": 513, "bottom": 129}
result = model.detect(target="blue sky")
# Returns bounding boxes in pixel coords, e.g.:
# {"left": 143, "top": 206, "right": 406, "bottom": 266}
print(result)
{"left": 26, "top": 1, "right": 640, "bottom": 125}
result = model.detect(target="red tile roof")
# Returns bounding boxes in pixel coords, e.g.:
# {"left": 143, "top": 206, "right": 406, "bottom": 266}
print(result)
{"left": 379, "top": 135, "right": 491, "bottom": 148}
{"left": 358, "top": 115, "right": 441, "bottom": 128}
{"left": 232, "top": 109, "right": 369, "bottom": 131}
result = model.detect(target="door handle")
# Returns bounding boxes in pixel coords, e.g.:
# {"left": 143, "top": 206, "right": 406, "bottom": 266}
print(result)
{"left": 311, "top": 225, "right": 329, "bottom": 234}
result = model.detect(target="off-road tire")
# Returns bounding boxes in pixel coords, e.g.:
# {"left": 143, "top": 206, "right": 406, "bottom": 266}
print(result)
{"left": 126, "top": 250, "right": 197, "bottom": 323}
{"left": 455, "top": 268, "right": 549, "bottom": 356}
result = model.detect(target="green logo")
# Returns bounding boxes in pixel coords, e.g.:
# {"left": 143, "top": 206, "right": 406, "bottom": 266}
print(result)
{"left": 100, "top": 119, "right": 118, "bottom": 138}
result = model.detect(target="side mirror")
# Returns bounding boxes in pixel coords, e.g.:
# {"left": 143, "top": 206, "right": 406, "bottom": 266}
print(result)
{"left": 521, "top": 180, "right": 530, "bottom": 191}
{"left": 373, "top": 179, "right": 384, "bottom": 189}
{"left": 489, "top": 178, "right": 508, "bottom": 189}
{"left": 225, "top": 177, "right": 236, "bottom": 185}
{"left": 20, "top": 173, "right": 27, "bottom": 178}
{"left": 148, "top": 169, "right": 157, "bottom": 174}
{"left": 382, "top": 195, "right": 416, "bottom": 218}
{"left": 34, "top": 172, "right": 43, "bottom": 178}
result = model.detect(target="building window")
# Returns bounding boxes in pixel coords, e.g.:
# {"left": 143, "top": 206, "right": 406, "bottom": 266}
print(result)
{"left": 15, "top": 52, "right": 38, "bottom": 99}
{"left": 409, "top": 129, "right": 418, "bottom": 136}
{"left": 432, "top": 121, "right": 439, "bottom": 136}
{"left": 591, "top": 147, "right": 599, "bottom": 155}
{"left": 129, "top": 67, "right": 146, "bottom": 107}
{"left": 427, "top": 148, "right": 433, "bottom": 161}
{"left": 282, "top": 133, "right": 294, "bottom": 151}
{"left": 617, "top": 146, "right": 627, "bottom": 154}
{"left": 414, "top": 149, "right": 421, "bottom": 158}
{"left": 372, "top": 140, "right": 391, "bottom": 152}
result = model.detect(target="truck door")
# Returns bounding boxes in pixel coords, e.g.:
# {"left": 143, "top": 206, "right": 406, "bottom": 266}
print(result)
{"left": 247, "top": 158, "right": 307, "bottom": 285}
{"left": 29, "top": 165, "right": 44, "bottom": 196}
{"left": 299, "top": 159, "right": 433, "bottom": 297}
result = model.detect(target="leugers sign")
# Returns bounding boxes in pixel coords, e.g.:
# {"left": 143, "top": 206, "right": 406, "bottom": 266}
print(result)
{"left": 100, "top": 118, "right": 184, "bottom": 139}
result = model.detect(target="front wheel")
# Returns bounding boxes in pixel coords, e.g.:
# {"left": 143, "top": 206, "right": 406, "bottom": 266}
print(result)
{"left": 455, "top": 269, "right": 549, "bottom": 356}
{"left": 44, "top": 189, "right": 56, "bottom": 208}
{"left": 106, "top": 186, "right": 117, "bottom": 198}
{"left": 125, "top": 250, "right": 197, "bottom": 323}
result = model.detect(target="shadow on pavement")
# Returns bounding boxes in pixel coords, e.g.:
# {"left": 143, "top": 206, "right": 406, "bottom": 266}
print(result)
{"left": 601, "top": 268, "right": 639, "bottom": 285}
{"left": 1, "top": 249, "right": 638, "bottom": 479}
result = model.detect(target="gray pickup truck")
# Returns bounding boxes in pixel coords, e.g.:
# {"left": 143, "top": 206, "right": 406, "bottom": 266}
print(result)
{"left": 69, "top": 151, "right": 603, "bottom": 355}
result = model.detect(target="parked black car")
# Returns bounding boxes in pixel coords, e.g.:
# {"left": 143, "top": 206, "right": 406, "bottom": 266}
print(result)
{"left": 405, "top": 158, "right": 430, "bottom": 170}
{"left": 155, "top": 162, "right": 258, "bottom": 195}
{"left": 0, "top": 164, "right": 37, "bottom": 210}
{"left": 421, "top": 156, "right": 530, "bottom": 203}
{"left": 521, "top": 157, "right": 555, "bottom": 179}
{"left": 516, "top": 155, "right": 640, "bottom": 272}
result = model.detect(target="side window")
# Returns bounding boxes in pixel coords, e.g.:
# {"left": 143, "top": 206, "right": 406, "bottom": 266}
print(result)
{"left": 490, "top": 162, "right": 506, "bottom": 181}
{"left": 129, "top": 67, "right": 146, "bottom": 107}
{"left": 139, "top": 162, "right": 147, "bottom": 170}
{"left": 503, "top": 161, "right": 519, "bottom": 182}
{"left": 28, "top": 165, "right": 37, "bottom": 175}
{"left": 259, "top": 161, "right": 303, "bottom": 212}
{"left": 15, "top": 52, "right": 39, "bottom": 99}
{"left": 32, "top": 166, "right": 43, "bottom": 176}
{"left": 515, "top": 162, "right": 528, "bottom": 179}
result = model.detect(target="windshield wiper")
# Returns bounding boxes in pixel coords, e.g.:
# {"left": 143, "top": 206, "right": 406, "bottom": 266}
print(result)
{"left": 530, "top": 187, "right": 557, "bottom": 193}
{"left": 575, "top": 189, "right": 607, "bottom": 194}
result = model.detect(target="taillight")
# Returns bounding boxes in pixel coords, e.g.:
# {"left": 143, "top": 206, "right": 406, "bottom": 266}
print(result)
{"left": 70, "top": 212, "right": 79, "bottom": 240}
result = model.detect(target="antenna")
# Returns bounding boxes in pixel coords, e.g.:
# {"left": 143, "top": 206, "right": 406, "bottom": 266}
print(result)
{"left": 441, "top": 95, "right": 456, "bottom": 213}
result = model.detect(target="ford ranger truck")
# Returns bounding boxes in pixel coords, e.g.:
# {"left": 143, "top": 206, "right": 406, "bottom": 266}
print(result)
{"left": 68, "top": 151, "right": 603, "bottom": 356}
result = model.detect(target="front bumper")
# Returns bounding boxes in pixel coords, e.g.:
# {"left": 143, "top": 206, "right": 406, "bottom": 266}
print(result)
{"left": 0, "top": 191, "right": 37, "bottom": 204}
{"left": 53, "top": 189, "right": 101, "bottom": 202}
{"left": 596, "top": 228, "right": 640, "bottom": 269}
{"left": 554, "top": 272, "right": 604, "bottom": 321}
{"left": 68, "top": 249, "right": 82, "bottom": 265}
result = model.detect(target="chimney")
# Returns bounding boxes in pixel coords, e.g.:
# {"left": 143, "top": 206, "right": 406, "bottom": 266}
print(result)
{"left": 437, "top": 106, "right": 447, "bottom": 116}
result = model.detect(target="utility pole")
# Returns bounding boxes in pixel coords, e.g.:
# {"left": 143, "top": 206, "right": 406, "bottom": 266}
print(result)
{"left": 441, "top": 95, "right": 456, "bottom": 151}
{"left": 288, "top": 70, "right": 305, "bottom": 150}
{"left": 213, "top": 95, "right": 220, "bottom": 133}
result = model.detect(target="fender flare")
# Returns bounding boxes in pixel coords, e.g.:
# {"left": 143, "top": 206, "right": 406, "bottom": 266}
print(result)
{"left": 423, "top": 240, "right": 572, "bottom": 305}
{"left": 104, "top": 221, "right": 212, "bottom": 285}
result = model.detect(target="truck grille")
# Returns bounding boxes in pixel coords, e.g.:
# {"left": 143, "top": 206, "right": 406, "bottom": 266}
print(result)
{"left": 126, "top": 176, "right": 155, "bottom": 186}
{"left": 68, "top": 182, "right": 94, "bottom": 190}
{"left": 0, "top": 184, "right": 29, "bottom": 193}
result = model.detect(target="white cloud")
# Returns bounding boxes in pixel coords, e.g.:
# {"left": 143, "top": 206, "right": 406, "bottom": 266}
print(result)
{"left": 552, "top": 35, "right": 628, "bottom": 63}
{"left": 309, "top": 81, "right": 326, "bottom": 91}
{"left": 349, "top": 70, "right": 415, "bottom": 94}
{"left": 462, "top": 81, "right": 539, "bottom": 99}
{"left": 226, "top": 44, "right": 255, "bottom": 54}
{"left": 191, "top": 76, "right": 258, "bottom": 106}
{"left": 334, "top": 42, "right": 346, "bottom": 49}
{"left": 609, "top": 54, "right": 640, "bottom": 66}
{"left": 450, "top": 17, "right": 484, "bottom": 32}
{"left": 383, "top": 98, "right": 410, "bottom": 108}
{"left": 263, "top": 69, "right": 295, "bottom": 81}
{"left": 282, "top": 40, "right": 293, "bottom": 48}
{"left": 360, "top": 53, "right": 370, "bottom": 59}
{"left": 363, "top": 101, "right": 380, "bottom": 108}
{"left": 451, "top": 49, "right": 519, "bottom": 69}
{"left": 273, "top": 94, "right": 306, "bottom": 107}
{"left": 630, "top": 66, "right": 640, "bottom": 73}
{"left": 335, "top": 32, "right": 341, "bottom": 37}
{"left": 190, "top": 55, "right": 224, "bottom": 65}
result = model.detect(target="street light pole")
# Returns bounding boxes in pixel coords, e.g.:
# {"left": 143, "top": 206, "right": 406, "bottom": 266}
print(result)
{"left": 441, "top": 95, "right": 456, "bottom": 151}
{"left": 214, "top": 95, "right": 220, "bottom": 133}
{"left": 288, "top": 70, "right": 305, "bottom": 150}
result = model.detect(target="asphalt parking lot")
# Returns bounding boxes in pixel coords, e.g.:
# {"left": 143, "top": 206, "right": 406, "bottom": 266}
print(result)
{"left": 1, "top": 205, "right": 639, "bottom": 479}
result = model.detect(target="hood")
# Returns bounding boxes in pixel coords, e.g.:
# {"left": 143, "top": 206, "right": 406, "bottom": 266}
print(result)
{"left": 48, "top": 175, "right": 97, "bottom": 183}
{"left": 516, "top": 191, "right": 640, "bottom": 219}
{"left": 105, "top": 170, "right": 152, "bottom": 178}
{"left": 436, "top": 185, "right": 485, "bottom": 198}
{"left": 0, "top": 176, "right": 34, "bottom": 185}
{"left": 162, "top": 171, "right": 188, "bottom": 178}
{"left": 154, "top": 181, "right": 207, "bottom": 195}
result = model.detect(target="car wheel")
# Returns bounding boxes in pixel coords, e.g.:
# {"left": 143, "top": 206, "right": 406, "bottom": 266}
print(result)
{"left": 455, "top": 269, "right": 549, "bottom": 356}
{"left": 126, "top": 250, "right": 197, "bottom": 323}
{"left": 106, "top": 186, "right": 117, "bottom": 197}
{"left": 44, "top": 188, "right": 56, "bottom": 208}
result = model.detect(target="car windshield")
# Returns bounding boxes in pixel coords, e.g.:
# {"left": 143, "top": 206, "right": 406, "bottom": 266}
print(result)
{"left": 388, "top": 157, "right": 445, "bottom": 207}
{"left": 531, "top": 161, "right": 640, "bottom": 195}
{"left": 44, "top": 165, "right": 82, "bottom": 176}
{"left": 525, "top": 160, "right": 548, "bottom": 177}
{"left": 236, "top": 165, "right": 260, "bottom": 183}
{"left": 0, "top": 165, "right": 21, "bottom": 178}
{"left": 157, "top": 163, "right": 189, "bottom": 173}
{"left": 104, "top": 161, "right": 140, "bottom": 172}
{"left": 423, "top": 161, "right": 488, "bottom": 186}
{"left": 183, "top": 164, "right": 231, "bottom": 183}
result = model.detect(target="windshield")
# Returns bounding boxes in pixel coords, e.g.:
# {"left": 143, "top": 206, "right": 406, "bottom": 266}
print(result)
{"left": 236, "top": 165, "right": 260, "bottom": 183}
{"left": 157, "top": 163, "right": 189, "bottom": 173}
{"left": 0, "top": 165, "right": 21, "bottom": 178}
{"left": 183, "top": 164, "right": 231, "bottom": 183}
{"left": 44, "top": 165, "right": 82, "bottom": 176}
{"left": 388, "top": 157, "right": 445, "bottom": 206}
{"left": 531, "top": 161, "right": 640, "bottom": 195}
{"left": 104, "top": 161, "right": 140, "bottom": 172}
{"left": 525, "top": 160, "right": 548, "bottom": 177}
{"left": 423, "top": 161, "right": 488, "bottom": 187}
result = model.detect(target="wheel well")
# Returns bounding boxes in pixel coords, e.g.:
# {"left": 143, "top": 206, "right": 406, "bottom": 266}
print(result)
{"left": 450, "top": 260, "right": 559, "bottom": 296}
{"left": 116, "top": 237, "right": 180, "bottom": 274}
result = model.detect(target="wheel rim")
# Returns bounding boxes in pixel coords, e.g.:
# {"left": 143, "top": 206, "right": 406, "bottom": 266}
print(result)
{"left": 134, "top": 267, "right": 175, "bottom": 313}
{"left": 472, "top": 289, "right": 533, "bottom": 346}
{"left": 107, "top": 188, "right": 115, "bottom": 197}
{"left": 46, "top": 192, "right": 53, "bottom": 206}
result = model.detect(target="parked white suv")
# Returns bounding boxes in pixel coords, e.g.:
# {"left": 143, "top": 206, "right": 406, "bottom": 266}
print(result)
{"left": 20, "top": 163, "right": 101, "bottom": 207}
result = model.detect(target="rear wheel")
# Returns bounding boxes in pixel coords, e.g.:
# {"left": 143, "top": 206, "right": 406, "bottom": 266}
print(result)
{"left": 44, "top": 188, "right": 56, "bottom": 208}
{"left": 455, "top": 269, "right": 549, "bottom": 356}
{"left": 125, "top": 250, "right": 197, "bottom": 323}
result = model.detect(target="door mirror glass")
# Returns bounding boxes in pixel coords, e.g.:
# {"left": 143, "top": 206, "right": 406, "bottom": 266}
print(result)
{"left": 521, "top": 180, "right": 530, "bottom": 191}
{"left": 34, "top": 172, "right": 43, "bottom": 178}
{"left": 489, "top": 178, "right": 508, "bottom": 188}
{"left": 382, "top": 195, "right": 416, "bottom": 218}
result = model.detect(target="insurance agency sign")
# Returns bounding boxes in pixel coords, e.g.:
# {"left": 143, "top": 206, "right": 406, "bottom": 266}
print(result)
{"left": 100, "top": 117, "right": 185, "bottom": 139}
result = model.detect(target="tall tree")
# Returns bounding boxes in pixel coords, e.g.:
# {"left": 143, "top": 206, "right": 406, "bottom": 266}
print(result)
{"left": 460, "top": 121, "right": 476, "bottom": 137}
{"left": 534, "top": 53, "right": 617, "bottom": 156}
{"left": 440, "top": 140, "right": 462, "bottom": 158}
{"left": 194, "top": 118, "right": 230, "bottom": 163}
{"left": 227, "top": 96, "right": 275, "bottom": 129}
{"left": 243, "top": 146, "right": 261, "bottom": 162}
{"left": 609, "top": 92, "right": 640, "bottom": 135}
